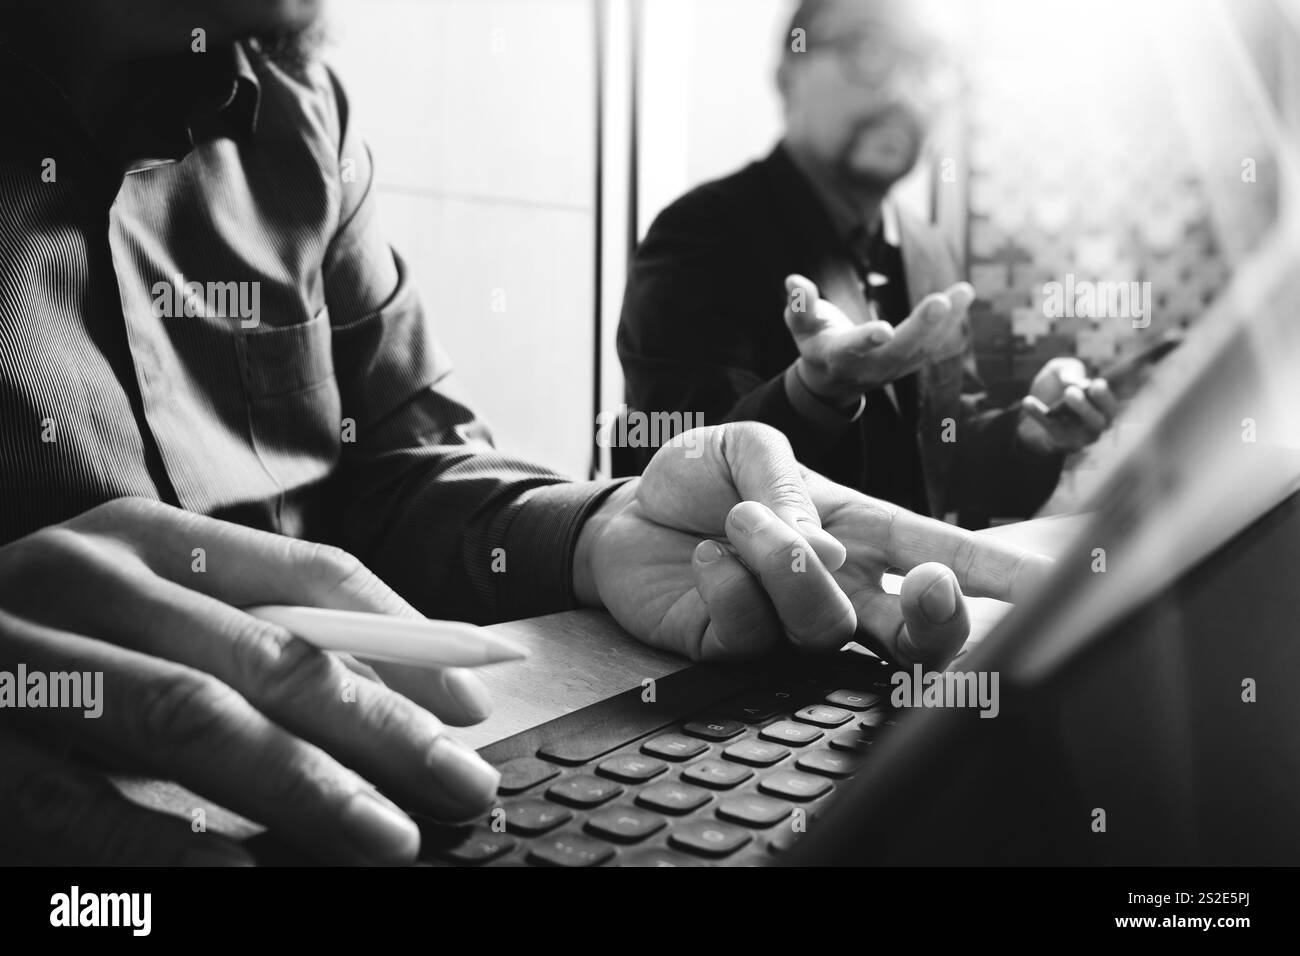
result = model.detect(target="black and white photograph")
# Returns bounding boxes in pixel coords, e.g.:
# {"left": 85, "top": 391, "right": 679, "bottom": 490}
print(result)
{"left": 1, "top": 0, "right": 1296, "bottom": 936}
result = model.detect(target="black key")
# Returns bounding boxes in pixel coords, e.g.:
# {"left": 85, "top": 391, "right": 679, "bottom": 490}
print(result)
{"left": 726, "top": 698, "right": 780, "bottom": 723}
{"left": 585, "top": 805, "right": 667, "bottom": 843}
{"left": 596, "top": 754, "right": 668, "bottom": 783}
{"left": 623, "top": 848, "right": 706, "bottom": 867}
{"left": 546, "top": 773, "right": 624, "bottom": 808}
{"left": 504, "top": 799, "right": 573, "bottom": 836}
{"left": 637, "top": 781, "right": 712, "bottom": 815}
{"left": 528, "top": 831, "right": 615, "bottom": 867}
{"left": 825, "top": 689, "right": 883, "bottom": 711}
{"left": 726, "top": 687, "right": 798, "bottom": 722}
{"left": 760, "top": 770, "right": 834, "bottom": 802}
{"left": 859, "top": 711, "right": 901, "bottom": 730}
{"left": 683, "top": 717, "right": 745, "bottom": 741}
{"left": 768, "top": 827, "right": 803, "bottom": 854}
{"left": 794, "top": 704, "right": 855, "bottom": 728}
{"left": 759, "top": 720, "right": 823, "bottom": 746}
{"left": 434, "top": 827, "right": 518, "bottom": 865}
{"left": 681, "top": 759, "right": 753, "bottom": 790}
{"left": 497, "top": 757, "right": 561, "bottom": 795}
{"left": 716, "top": 794, "right": 792, "bottom": 828}
{"left": 531, "top": 666, "right": 758, "bottom": 765}
{"left": 669, "top": 820, "right": 753, "bottom": 858}
{"left": 797, "top": 748, "right": 863, "bottom": 778}
{"left": 723, "top": 739, "right": 790, "bottom": 767}
{"left": 829, "top": 729, "right": 877, "bottom": 753}
{"left": 642, "top": 733, "right": 708, "bottom": 761}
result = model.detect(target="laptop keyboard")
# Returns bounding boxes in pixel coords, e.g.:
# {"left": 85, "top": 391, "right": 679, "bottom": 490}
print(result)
{"left": 419, "top": 650, "right": 902, "bottom": 866}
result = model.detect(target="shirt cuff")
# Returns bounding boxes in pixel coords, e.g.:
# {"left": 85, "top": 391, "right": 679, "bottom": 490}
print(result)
{"left": 486, "top": 478, "right": 633, "bottom": 621}
{"left": 783, "top": 363, "right": 865, "bottom": 438}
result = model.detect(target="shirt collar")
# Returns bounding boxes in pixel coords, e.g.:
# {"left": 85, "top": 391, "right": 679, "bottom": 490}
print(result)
{"left": 190, "top": 41, "right": 262, "bottom": 141}
{"left": 0, "top": 34, "right": 261, "bottom": 152}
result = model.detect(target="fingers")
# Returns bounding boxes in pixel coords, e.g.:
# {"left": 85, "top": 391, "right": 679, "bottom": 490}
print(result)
{"left": 365, "top": 663, "right": 494, "bottom": 728}
{"left": 887, "top": 291, "right": 953, "bottom": 356}
{"left": 836, "top": 319, "right": 896, "bottom": 358}
{"left": 1087, "top": 377, "right": 1119, "bottom": 419}
{"left": 18, "top": 563, "right": 498, "bottom": 821}
{"left": 945, "top": 281, "right": 976, "bottom": 315}
{"left": 784, "top": 274, "right": 846, "bottom": 339}
{"left": 0, "top": 727, "right": 253, "bottom": 866}
{"left": 1021, "top": 394, "right": 1052, "bottom": 429}
{"left": 689, "top": 540, "right": 784, "bottom": 659}
{"left": 1061, "top": 384, "right": 1108, "bottom": 433}
{"left": 63, "top": 500, "right": 494, "bottom": 727}
{"left": 719, "top": 423, "right": 847, "bottom": 570}
{"left": 854, "top": 563, "right": 971, "bottom": 667}
{"left": 855, "top": 502, "right": 1055, "bottom": 604}
{"left": 721, "top": 501, "right": 856, "bottom": 650}
{"left": 1051, "top": 357, "right": 1091, "bottom": 388}
{"left": 0, "top": 611, "right": 423, "bottom": 865}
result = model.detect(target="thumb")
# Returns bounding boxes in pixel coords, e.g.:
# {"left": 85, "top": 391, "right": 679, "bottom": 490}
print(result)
{"left": 722, "top": 423, "right": 847, "bottom": 571}
{"left": 891, "top": 291, "right": 953, "bottom": 352}
{"left": 897, "top": 563, "right": 970, "bottom": 666}
{"left": 1052, "top": 357, "right": 1090, "bottom": 388}
{"left": 945, "top": 281, "right": 977, "bottom": 316}
{"left": 784, "top": 274, "right": 827, "bottom": 339}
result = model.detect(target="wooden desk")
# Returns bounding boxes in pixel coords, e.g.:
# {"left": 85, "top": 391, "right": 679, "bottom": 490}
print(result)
{"left": 117, "top": 513, "right": 1087, "bottom": 839}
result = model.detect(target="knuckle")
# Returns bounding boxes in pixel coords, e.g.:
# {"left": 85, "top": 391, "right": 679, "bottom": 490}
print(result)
{"left": 252, "top": 744, "right": 343, "bottom": 818}
{"left": 237, "top": 629, "right": 344, "bottom": 710}
{"left": 951, "top": 532, "right": 979, "bottom": 587}
{"left": 0, "top": 527, "right": 110, "bottom": 598}
{"left": 300, "top": 541, "right": 369, "bottom": 592}
{"left": 763, "top": 475, "right": 809, "bottom": 512}
{"left": 136, "top": 672, "right": 241, "bottom": 759}
{"left": 355, "top": 681, "right": 424, "bottom": 745}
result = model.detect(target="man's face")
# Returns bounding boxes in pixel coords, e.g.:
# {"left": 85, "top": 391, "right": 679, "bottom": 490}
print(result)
{"left": 782, "top": 0, "right": 953, "bottom": 191}
{"left": 189, "top": 0, "right": 323, "bottom": 39}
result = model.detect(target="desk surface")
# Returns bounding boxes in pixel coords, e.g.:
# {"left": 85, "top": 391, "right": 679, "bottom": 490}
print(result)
{"left": 117, "top": 513, "right": 1087, "bottom": 839}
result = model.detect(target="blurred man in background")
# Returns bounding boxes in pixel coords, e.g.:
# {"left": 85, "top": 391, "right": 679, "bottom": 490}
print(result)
{"left": 617, "top": 0, "right": 1117, "bottom": 526}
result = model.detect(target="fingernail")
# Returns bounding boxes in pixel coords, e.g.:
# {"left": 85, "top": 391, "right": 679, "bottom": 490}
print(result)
{"left": 340, "top": 790, "right": 420, "bottom": 865}
{"left": 867, "top": 327, "right": 891, "bottom": 345}
{"left": 728, "top": 501, "right": 769, "bottom": 534}
{"left": 920, "top": 575, "right": 959, "bottom": 624}
{"left": 181, "top": 843, "right": 256, "bottom": 867}
{"left": 443, "top": 669, "right": 493, "bottom": 722}
{"left": 924, "top": 296, "right": 951, "bottom": 321}
{"left": 797, "top": 518, "right": 848, "bottom": 571}
{"left": 695, "top": 540, "right": 724, "bottom": 564}
{"left": 428, "top": 736, "right": 500, "bottom": 812}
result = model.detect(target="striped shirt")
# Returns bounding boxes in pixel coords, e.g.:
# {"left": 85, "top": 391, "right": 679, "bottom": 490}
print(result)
{"left": 0, "top": 36, "right": 615, "bottom": 623}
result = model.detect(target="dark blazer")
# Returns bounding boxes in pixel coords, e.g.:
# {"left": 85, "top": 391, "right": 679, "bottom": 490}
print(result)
{"left": 616, "top": 144, "right": 1062, "bottom": 525}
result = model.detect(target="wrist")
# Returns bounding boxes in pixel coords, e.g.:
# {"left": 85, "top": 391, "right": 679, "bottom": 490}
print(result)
{"left": 573, "top": 479, "right": 637, "bottom": 607}
{"left": 795, "top": 358, "right": 862, "bottom": 409}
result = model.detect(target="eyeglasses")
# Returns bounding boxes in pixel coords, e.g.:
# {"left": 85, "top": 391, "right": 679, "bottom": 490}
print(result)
{"left": 809, "top": 33, "right": 963, "bottom": 102}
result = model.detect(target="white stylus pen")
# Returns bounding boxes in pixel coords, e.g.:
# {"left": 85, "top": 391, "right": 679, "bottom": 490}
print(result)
{"left": 243, "top": 605, "right": 529, "bottom": 669}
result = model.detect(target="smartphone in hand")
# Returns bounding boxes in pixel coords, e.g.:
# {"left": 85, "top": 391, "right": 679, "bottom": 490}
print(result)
{"left": 1045, "top": 331, "right": 1184, "bottom": 427}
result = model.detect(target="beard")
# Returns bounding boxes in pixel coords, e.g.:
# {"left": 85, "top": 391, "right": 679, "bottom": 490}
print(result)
{"left": 836, "top": 110, "right": 925, "bottom": 192}
{"left": 253, "top": 20, "right": 328, "bottom": 79}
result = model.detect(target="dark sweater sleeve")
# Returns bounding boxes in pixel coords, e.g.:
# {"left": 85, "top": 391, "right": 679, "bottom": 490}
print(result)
{"left": 616, "top": 188, "right": 856, "bottom": 474}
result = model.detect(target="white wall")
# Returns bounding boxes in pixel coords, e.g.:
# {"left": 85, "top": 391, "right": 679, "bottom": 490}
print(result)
{"left": 325, "top": 0, "right": 597, "bottom": 478}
